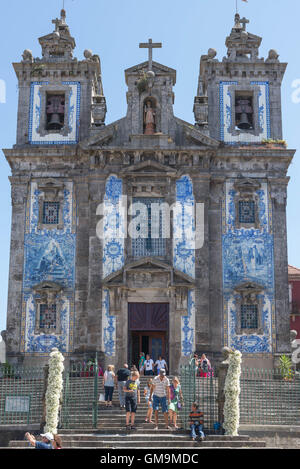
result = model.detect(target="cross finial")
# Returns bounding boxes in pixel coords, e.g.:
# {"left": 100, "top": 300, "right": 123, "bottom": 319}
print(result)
{"left": 52, "top": 17, "right": 60, "bottom": 32}
{"left": 240, "top": 17, "right": 249, "bottom": 31}
{"left": 139, "top": 38, "right": 162, "bottom": 71}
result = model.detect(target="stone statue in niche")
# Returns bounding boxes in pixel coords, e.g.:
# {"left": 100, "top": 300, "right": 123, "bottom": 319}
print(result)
{"left": 144, "top": 100, "right": 156, "bottom": 135}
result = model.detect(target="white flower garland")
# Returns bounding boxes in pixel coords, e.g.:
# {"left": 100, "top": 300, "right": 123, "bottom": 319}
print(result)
{"left": 223, "top": 349, "right": 242, "bottom": 436}
{"left": 45, "top": 348, "right": 64, "bottom": 434}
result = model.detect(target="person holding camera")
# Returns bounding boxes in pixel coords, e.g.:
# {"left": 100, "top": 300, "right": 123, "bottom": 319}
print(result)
{"left": 25, "top": 432, "right": 53, "bottom": 449}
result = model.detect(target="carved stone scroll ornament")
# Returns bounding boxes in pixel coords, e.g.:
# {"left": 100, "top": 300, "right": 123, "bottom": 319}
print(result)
{"left": 108, "top": 287, "right": 124, "bottom": 315}
{"left": 175, "top": 286, "right": 188, "bottom": 314}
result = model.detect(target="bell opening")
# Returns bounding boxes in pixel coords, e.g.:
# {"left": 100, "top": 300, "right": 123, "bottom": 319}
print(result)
{"left": 235, "top": 94, "right": 254, "bottom": 131}
{"left": 46, "top": 93, "right": 66, "bottom": 131}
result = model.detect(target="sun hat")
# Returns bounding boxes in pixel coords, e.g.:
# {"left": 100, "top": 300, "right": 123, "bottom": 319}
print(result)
{"left": 40, "top": 432, "right": 54, "bottom": 441}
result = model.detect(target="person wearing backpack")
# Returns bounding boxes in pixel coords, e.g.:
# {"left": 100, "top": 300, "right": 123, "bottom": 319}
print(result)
{"left": 199, "top": 354, "right": 211, "bottom": 378}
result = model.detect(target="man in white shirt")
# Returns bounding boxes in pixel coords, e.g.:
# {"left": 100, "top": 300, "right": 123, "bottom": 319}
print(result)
{"left": 144, "top": 354, "right": 154, "bottom": 376}
{"left": 154, "top": 356, "right": 168, "bottom": 375}
{"left": 149, "top": 368, "right": 171, "bottom": 430}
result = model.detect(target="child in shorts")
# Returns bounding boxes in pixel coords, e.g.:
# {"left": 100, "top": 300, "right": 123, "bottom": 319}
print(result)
{"left": 124, "top": 371, "right": 140, "bottom": 430}
{"left": 144, "top": 378, "right": 153, "bottom": 423}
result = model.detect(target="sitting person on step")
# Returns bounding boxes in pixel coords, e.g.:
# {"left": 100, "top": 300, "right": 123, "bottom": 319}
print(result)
{"left": 189, "top": 403, "right": 205, "bottom": 441}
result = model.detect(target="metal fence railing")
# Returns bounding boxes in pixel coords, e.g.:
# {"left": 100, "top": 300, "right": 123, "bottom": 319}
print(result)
{"left": 0, "top": 364, "right": 44, "bottom": 425}
{"left": 1, "top": 359, "right": 299, "bottom": 430}
{"left": 179, "top": 361, "right": 218, "bottom": 434}
{"left": 240, "top": 367, "right": 300, "bottom": 426}
{"left": 60, "top": 355, "right": 102, "bottom": 429}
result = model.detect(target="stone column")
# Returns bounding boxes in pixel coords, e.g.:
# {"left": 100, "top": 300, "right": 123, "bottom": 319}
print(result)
{"left": 73, "top": 179, "right": 90, "bottom": 355}
{"left": 86, "top": 178, "right": 106, "bottom": 355}
{"left": 209, "top": 177, "right": 225, "bottom": 355}
{"left": 216, "top": 347, "right": 230, "bottom": 432}
{"left": 5, "top": 177, "right": 29, "bottom": 363}
{"left": 270, "top": 178, "right": 290, "bottom": 366}
{"left": 192, "top": 173, "right": 211, "bottom": 352}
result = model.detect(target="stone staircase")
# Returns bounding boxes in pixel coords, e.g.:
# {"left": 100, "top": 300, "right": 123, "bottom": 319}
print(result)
{"left": 5, "top": 375, "right": 267, "bottom": 449}
{"left": 8, "top": 432, "right": 266, "bottom": 449}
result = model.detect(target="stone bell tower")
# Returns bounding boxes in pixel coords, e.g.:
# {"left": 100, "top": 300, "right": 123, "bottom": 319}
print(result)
{"left": 124, "top": 38, "right": 177, "bottom": 146}
{"left": 14, "top": 9, "right": 106, "bottom": 146}
{"left": 192, "top": 14, "right": 295, "bottom": 368}
{"left": 194, "top": 13, "right": 286, "bottom": 144}
{"left": 3, "top": 9, "right": 107, "bottom": 364}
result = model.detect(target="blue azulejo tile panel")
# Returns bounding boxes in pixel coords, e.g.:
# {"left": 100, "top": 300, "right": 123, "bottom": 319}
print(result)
{"left": 28, "top": 81, "right": 81, "bottom": 145}
{"left": 173, "top": 175, "right": 195, "bottom": 278}
{"left": 101, "top": 289, "right": 116, "bottom": 357}
{"left": 219, "top": 81, "right": 271, "bottom": 144}
{"left": 23, "top": 233, "right": 76, "bottom": 290}
{"left": 227, "top": 293, "right": 273, "bottom": 353}
{"left": 222, "top": 180, "right": 275, "bottom": 354}
{"left": 23, "top": 293, "right": 73, "bottom": 354}
{"left": 225, "top": 181, "right": 271, "bottom": 235}
{"left": 102, "top": 175, "right": 125, "bottom": 279}
{"left": 181, "top": 290, "right": 195, "bottom": 357}
{"left": 21, "top": 181, "right": 76, "bottom": 354}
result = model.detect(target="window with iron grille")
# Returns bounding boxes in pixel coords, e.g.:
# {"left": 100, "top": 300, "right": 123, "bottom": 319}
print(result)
{"left": 132, "top": 198, "right": 166, "bottom": 257}
{"left": 241, "top": 304, "right": 258, "bottom": 329}
{"left": 39, "top": 304, "right": 57, "bottom": 330}
{"left": 238, "top": 200, "right": 255, "bottom": 224}
{"left": 43, "top": 201, "right": 60, "bottom": 225}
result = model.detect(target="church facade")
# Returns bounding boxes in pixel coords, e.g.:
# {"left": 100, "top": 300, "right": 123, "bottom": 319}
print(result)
{"left": 2, "top": 10, "right": 295, "bottom": 372}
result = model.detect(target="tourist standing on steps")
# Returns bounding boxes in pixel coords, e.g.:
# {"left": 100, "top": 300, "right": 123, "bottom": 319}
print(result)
{"left": 192, "top": 353, "right": 199, "bottom": 376}
{"left": 149, "top": 368, "right": 171, "bottom": 430}
{"left": 168, "top": 376, "right": 184, "bottom": 429}
{"left": 116, "top": 363, "right": 130, "bottom": 409}
{"left": 103, "top": 364, "right": 115, "bottom": 407}
{"left": 154, "top": 355, "right": 168, "bottom": 375}
{"left": 138, "top": 352, "right": 145, "bottom": 375}
{"left": 144, "top": 378, "right": 154, "bottom": 423}
{"left": 124, "top": 370, "right": 140, "bottom": 431}
{"left": 199, "top": 354, "right": 211, "bottom": 378}
{"left": 144, "top": 354, "right": 154, "bottom": 376}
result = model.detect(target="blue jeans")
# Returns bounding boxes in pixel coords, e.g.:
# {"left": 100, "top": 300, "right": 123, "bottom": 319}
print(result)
{"left": 190, "top": 422, "right": 205, "bottom": 439}
{"left": 153, "top": 395, "right": 168, "bottom": 413}
{"left": 118, "top": 381, "right": 126, "bottom": 406}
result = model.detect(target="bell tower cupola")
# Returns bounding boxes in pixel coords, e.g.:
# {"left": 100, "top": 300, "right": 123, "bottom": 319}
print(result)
{"left": 194, "top": 14, "right": 287, "bottom": 145}
{"left": 125, "top": 39, "right": 176, "bottom": 140}
{"left": 14, "top": 9, "right": 106, "bottom": 146}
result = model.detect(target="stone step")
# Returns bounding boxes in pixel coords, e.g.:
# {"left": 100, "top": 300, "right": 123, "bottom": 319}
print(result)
{"left": 36, "top": 434, "right": 252, "bottom": 441}
{"left": 9, "top": 439, "right": 266, "bottom": 448}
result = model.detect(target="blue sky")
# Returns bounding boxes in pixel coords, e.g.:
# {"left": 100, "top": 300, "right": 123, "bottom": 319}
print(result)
{"left": 0, "top": 0, "right": 299, "bottom": 332}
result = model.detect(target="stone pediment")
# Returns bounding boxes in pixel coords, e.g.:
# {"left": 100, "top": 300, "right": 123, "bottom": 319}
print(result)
{"left": 79, "top": 120, "right": 123, "bottom": 149}
{"left": 234, "top": 281, "right": 264, "bottom": 295}
{"left": 125, "top": 61, "right": 176, "bottom": 85}
{"left": 233, "top": 178, "right": 261, "bottom": 193}
{"left": 175, "top": 118, "right": 220, "bottom": 148}
{"left": 121, "top": 159, "right": 177, "bottom": 177}
{"left": 103, "top": 258, "right": 195, "bottom": 287}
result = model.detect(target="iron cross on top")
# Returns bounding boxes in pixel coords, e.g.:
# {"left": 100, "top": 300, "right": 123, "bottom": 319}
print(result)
{"left": 139, "top": 39, "right": 162, "bottom": 71}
